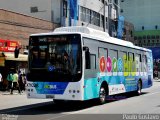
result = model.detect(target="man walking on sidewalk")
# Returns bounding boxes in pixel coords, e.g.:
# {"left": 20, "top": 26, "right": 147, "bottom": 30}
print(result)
{"left": 11, "top": 71, "right": 21, "bottom": 94}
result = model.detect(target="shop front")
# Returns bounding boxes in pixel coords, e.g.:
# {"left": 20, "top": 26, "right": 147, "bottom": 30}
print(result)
{"left": 0, "top": 52, "right": 28, "bottom": 90}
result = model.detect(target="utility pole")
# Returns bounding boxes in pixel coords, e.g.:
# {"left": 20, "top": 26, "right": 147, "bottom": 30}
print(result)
{"left": 105, "top": 0, "right": 111, "bottom": 35}
{"left": 104, "top": 0, "right": 106, "bottom": 32}
{"left": 107, "top": 2, "right": 110, "bottom": 35}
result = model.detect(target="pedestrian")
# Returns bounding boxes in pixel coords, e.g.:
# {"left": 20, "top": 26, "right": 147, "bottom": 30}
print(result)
{"left": 19, "top": 73, "right": 26, "bottom": 92}
{"left": 0, "top": 73, "right": 3, "bottom": 90}
{"left": 7, "top": 72, "right": 14, "bottom": 92}
{"left": 11, "top": 71, "right": 21, "bottom": 94}
{"left": 14, "top": 46, "right": 20, "bottom": 58}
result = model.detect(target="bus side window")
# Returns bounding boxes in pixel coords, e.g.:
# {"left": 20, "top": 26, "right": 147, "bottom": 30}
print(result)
{"left": 98, "top": 47, "right": 108, "bottom": 58}
{"left": 142, "top": 55, "right": 147, "bottom": 72}
{"left": 90, "top": 54, "right": 96, "bottom": 69}
{"left": 119, "top": 50, "right": 127, "bottom": 73}
{"left": 83, "top": 46, "right": 91, "bottom": 69}
{"left": 136, "top": 53, "right": 142, "bottom": 72}
{"left": 109, "top": 49, "right": 118, "bottom": 72}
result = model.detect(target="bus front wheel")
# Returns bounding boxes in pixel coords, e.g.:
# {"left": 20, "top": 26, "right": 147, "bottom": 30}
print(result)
{"left": 99, "top": 87, "right": 106, "bottom": 104}
{"left": 53, "top": 99, "right": 65, "bottom": 104}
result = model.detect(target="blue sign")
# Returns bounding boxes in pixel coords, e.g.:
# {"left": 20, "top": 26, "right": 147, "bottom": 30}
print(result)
{"left": 48, "top": 65, "right": 55, "bottom": 72}
{"left": 148, "top": 47, "right": 160, "bottom": 62}
{"left": 117, "top": 16, "right": 125, "bottom": 39}
{"left": 118, "top": 58, "right": 123, "bottom": 72}
{"left": 68, "top": 0, "right": 78, "bottom": 26}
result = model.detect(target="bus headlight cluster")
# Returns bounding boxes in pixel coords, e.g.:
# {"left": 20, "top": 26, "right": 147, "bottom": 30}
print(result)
{"left": 69, "top": 90, "right": 80, "bottom": 93}
{"left": 27, "top": 89, "right": 33, "bottom": 92}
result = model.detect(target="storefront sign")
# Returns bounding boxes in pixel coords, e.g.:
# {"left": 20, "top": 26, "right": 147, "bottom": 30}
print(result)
{"left": 0, "top": 53, "right": 5, "bottom": 66}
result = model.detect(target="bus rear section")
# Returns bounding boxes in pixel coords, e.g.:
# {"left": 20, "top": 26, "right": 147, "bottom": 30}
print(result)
{"left": 27, "top": 33, "right": 84, "bottom": 101}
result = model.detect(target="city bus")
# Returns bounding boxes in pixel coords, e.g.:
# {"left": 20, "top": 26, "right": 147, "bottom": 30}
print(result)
{"left": 26, "top": 26, "right": 153, "bottom": 104}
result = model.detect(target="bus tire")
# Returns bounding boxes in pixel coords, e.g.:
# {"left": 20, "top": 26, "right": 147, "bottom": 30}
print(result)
{"left": 53, "top": 99, "right": 64, "bottom": 104}
{"left": 136, "top": 80, "right": 142, "bottom": 95}
{"left": 99, "top": 86, "right": 107, "bottom": 104}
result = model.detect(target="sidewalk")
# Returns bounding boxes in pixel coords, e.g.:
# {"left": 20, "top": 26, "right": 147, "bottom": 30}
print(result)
{"left": 0, "top": 90, "right": 26, "bottom": 95}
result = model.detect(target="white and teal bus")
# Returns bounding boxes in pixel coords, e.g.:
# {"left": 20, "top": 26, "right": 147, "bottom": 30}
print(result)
{"left": 27, "top": 26, "right": 153, "bottom": 104}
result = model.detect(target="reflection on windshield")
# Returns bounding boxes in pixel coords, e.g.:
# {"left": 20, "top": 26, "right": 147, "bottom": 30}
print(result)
{"left": 28, "top": 34, "right": 82, "bottom": 82}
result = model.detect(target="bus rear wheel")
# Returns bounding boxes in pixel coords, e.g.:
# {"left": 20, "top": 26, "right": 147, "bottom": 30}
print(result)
{"left": 99, "top": 87, "right": 106, "bottom": 104}
{"left": 136, "top": 80, "right": 142, "bottom": 95}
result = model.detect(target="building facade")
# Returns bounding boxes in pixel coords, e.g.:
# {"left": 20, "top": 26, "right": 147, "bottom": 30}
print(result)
{"left": 0, "top": 9, "right": 58, "bottom": 49}
{"left": 120, "top": 0, "right": 160, "bottom": 74}
{"left": 120, "top": 0, "right": 160, "bottom": 47}
{"left": 0, "top": 0, "right": 121, "bottom": 37}
{"left": 0, "top": 9, "right": 59, "bottom": 86}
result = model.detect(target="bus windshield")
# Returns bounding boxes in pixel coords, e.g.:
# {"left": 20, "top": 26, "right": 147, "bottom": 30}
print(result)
{"left": 27, "top": 34, "right": 82, "bottom": 82}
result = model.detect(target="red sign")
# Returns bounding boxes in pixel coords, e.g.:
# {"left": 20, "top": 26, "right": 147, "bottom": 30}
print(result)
{"left": 106, "top": 56, "right": 112, "bottom": 72}
{"left": 0, "top": 39, "right": 19, "bottom": 52}
{"left": 99, "top": 56, "right": 106, "bottom": 72}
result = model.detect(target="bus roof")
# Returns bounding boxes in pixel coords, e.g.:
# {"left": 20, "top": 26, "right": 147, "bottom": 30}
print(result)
{"left": 30, "top": 26, "right": 151, "bottom": 52}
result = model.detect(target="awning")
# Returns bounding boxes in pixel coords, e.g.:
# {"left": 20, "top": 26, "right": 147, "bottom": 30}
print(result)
{"left": 4, "top": 52, "right": 28, "bottom": 61}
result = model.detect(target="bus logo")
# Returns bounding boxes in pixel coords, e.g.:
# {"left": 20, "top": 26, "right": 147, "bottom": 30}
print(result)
{"left": 48, "top": 65, "right": 55, "bottom": 71}
{"left": 106, "top": 57, "right": 112, "bottom": 72}
{"left": 99, "top": 56, "right": 106, "bottom": 72}
{"left": 44, "top": 85, "right": 57, "bottom": 89}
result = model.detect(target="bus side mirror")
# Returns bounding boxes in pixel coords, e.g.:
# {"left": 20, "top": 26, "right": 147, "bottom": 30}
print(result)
{"left": 83, "top": 46, "right": 90, "bottom": 69}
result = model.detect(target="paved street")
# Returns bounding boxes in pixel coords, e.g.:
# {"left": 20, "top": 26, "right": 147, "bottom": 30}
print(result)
{"left": 0, "top": 80, "right": 160, "bottom": 120}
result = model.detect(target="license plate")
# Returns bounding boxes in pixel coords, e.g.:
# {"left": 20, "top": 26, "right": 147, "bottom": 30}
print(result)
{"left": 46, "top": 95, "right": 55, "bottom": 98}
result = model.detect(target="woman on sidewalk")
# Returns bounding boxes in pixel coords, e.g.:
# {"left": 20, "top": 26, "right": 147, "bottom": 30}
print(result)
{"left": 7, "top": 71, "right": 14, "bottom": 92}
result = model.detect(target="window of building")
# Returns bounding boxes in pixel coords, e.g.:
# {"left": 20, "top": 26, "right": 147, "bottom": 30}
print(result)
{"left": 80, "top": 6, "right": 100, "bottom": 27}
{"left": 91, "top": 11, "right": 100, "bottom": 26}
{"left": 143, "top": 40, "right": 146, "bottom": 43}
{"left": 30, "top": 6, "right": 38, "bottom": 13}
{"left": 156, "top": 35, "right": 159, "bottom": 39}
{"left": 80, "top": 6, "right": 86, "bottom": 22}
{"left": 143, "top": 35, "right": 146, "bottom": 39}
{"left": 147, "top": 35, "right": 150, "bottom": 39}
{"left": 151, "top": 35, "right": 155, "bottom": 39}
{"left": 100, "top": 15, "right": 104, "bottom": 28}
{"left": 155, "top": 25, "right": 158, "bottom": 30}
{"left": 138, "top": 36, "right": 142, "bottom": 40}
{"left": 130, "top": 31, "right": 133, "bottom": 37}
{"left": 114, "top": 0, "right": 118, "bottom": 4}
{"left": 134, "top": 36, "right": 137, "bottom": 40}
{"left": 63, "top": 1, "right": 67, "bottom": 17}
{"left": 101, "top": 0, "right": 104, "bottom": 3}
{"left": 86, "top": 9, "right": 91, "bottom": 23}
{"left": 120, "top": 9, "right": 123, "bottom": 13}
